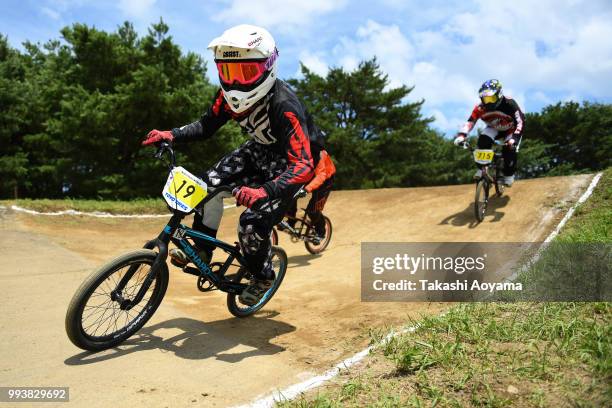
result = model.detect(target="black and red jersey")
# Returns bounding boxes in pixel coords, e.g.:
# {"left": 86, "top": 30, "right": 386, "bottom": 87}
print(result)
{"left": 460, "top": 97, "right": 525, "bottom": 138}
{"left": 172, "top": 79, "right": 314, "bottom": 198}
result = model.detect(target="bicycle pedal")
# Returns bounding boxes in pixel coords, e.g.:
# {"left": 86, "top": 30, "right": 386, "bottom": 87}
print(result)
{"left": 197, "top": 276, "right": 216, "bottom": 292}
{"left": 170, "top": 258, "right": 187, "bottom": 268}
{"left": 182, "top": 266, "right": 201, "bottom": 277}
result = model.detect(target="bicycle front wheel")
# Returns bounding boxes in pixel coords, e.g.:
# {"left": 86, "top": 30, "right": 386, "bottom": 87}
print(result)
{"left": 474, "top": 179, "right": 489, "bottom": 222}
{"left": 65, "top": 249, "right": 168, "bottom": 351}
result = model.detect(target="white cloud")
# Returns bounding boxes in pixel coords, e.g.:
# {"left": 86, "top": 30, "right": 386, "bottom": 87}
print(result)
{"left": 41, "top": 7, "right": 61, "bottom": 20}
{"left": 117, "top": 0, "right": 156, "bottom": 19}
{"left": 333, "top": 20, "right": 414, "bottom": 89}
{"left": 299, "top": 0, "right": 612, "bottom": 132}
{"left": 297, "top": 51, "right": 328, "bottom": 77}
{"left": 213, "top": 0, "right": 347, "bottom": 32}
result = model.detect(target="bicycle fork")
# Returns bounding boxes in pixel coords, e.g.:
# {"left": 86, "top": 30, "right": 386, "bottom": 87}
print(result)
{"left": 111, "top": 215, "right": 181, "bottom": 310}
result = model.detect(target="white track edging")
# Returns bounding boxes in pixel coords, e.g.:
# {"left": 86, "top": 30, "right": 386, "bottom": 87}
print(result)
{"left": 503, "top": 171, "right": 603, "bottom": 283}
{"left": 236, "top": 326, "right": 417, "bottom": 408}
{"left": 2, "top": 204, "right": 235, "bottom": 218}
{"left": 543, "top": 172, "right": 603, "bottom": 243}
{"left": 238, "top": 172, "right": 604, "bottom": 408}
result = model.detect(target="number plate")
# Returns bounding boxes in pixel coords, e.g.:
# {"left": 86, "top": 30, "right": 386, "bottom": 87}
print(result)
{"left": 162, "top": 166, "right": 207, "bottom": 213}
{"left": 473, "top": 149, "right": 495, "bottom": 164}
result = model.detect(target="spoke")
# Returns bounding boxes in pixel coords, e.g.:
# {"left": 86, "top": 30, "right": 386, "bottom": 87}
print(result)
{"left": 82, "top": 299, "right": 113, "bottom": 322}
{"left": 93, "top": 304, "right": 120, "bottom": 336}
{"left": 102, "top": 278, "right": 114, "bottom": 296}
{"left": 100, "top": 307, "right": 119, "bottom": 337}
{"left": 85, "top": 302, "right": 113, "bottom": 335}
{"left": 90, "top": 291, "right": 110, "bottom": 298}
{"left": 106, "top": 308, "right": 119, "bottom": 336}
{"left": 124, "top": 272, "right": 147, "bottom": 294}
{"left": 129, "top": 294, "right": 152, "bottom": 315}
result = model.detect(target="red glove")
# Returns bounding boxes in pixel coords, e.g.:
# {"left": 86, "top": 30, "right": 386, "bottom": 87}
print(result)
{"left": 142, "top": 129, "right": 174, "bottom": 146}
{"left": 234, "top": 186, "right": 268, "bottom": 208}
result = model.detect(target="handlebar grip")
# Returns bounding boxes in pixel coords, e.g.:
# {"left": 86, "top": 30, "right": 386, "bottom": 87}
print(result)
{"left": 153, "top": 141, "right": 170, "bottom": 158}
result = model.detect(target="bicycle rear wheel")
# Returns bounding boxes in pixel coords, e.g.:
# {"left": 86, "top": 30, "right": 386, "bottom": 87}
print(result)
{"left": 305, "top": 216, "right": 332, "bottom": 254}
{"left": 474, "top": 179, "right": 489, "bottom": 222}
{"left": 65, "top": 249, "right": 168, "bottom": 351}
{"left": 271, "top": 228, "right": 279, "bottom": 246}
{"left": 226, "top": 246, "right": 287, "bottom": 318}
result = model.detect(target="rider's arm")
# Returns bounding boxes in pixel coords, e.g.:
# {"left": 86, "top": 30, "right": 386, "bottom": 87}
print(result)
{"left": 171, "top": 89, "right": 231, "bottom": 142}
{"left": 507, "top": 98, "right": 525, "bottom": 141}
{"left": 262, "top": 108, "right": 314, "bottom": 199}
{"left": 305, "top": 151, "right": 334, "bottom": 193}
{"left": 459, "top": 104, "right": 485, "bottom": 135}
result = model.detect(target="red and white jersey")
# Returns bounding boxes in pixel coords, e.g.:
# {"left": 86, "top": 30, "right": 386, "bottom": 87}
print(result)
{"left": 460, "top": 96, "right": 525, "bottom": 137}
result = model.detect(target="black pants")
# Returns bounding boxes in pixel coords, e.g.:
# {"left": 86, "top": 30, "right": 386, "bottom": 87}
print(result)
{"left": 287, "top": 176, "right": 334, "bottom": 235}
{"left": 477, "top": 134, "right": 520, "bottom": 176}
{"left": 193, "top": 140, "right": 301, "bottom": 280}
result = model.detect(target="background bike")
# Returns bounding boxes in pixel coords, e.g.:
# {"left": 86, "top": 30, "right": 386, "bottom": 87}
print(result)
{"left": 461, "top": 140, "right": 506, "bottom": 222}
{"left": 65, "top": 142, "right": 287, "bottom": 351}
{"left": 271, "top": 192, "right": 332, "bottom": 254}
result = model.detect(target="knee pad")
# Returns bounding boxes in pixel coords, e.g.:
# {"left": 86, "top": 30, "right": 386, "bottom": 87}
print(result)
{"left": 238, "top": 211, "right": 270, "bottom": 255}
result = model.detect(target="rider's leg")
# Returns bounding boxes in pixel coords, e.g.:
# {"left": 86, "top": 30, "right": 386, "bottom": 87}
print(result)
{"left": 501, "top": 134, "right": 520, "bottom": 186}
{"left": 170, "top": 142, "right": 258, "bottom": 266}
{"left": 285, "top": 199, "right": 298, "bottom": 228}
{"left": 238, "top": 186, "right": 299, "bottom": 305}
{"left": 306, "top": 176, "right": 333, "bottom": 236}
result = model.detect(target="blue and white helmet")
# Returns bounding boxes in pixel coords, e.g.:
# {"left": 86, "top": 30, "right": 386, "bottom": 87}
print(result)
{"left": 478, "top": 79, "right": 503, "bottom": 110}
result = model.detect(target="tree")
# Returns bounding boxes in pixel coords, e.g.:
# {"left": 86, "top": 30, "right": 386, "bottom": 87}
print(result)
{"left": 0, "top": 35, "right": 30, "bottom": 197}
{"left": 522, "top": 102, "right": 612, "bottom": 176}
{"left": 0, "top": 20, "right": 242, "bottom": 199}
{"left": 288, "top": 58, "right": 451, "bottom": 189}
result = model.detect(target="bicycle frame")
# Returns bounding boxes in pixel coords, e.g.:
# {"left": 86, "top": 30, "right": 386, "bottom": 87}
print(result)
{"left": 109, "top": 142, "right": 250, "bottom": 311}
{"left": 279, "top": 212, "right": 316, "bottom": 241}
{"left": 466, "top": 142, "right": 504, "bottom": 185}
{"left": 111, "top": 208, "right": 249, "bottom": 311}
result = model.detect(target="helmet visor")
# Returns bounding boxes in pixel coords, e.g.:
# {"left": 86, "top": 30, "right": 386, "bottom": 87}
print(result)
{"left": 481, "top": 94, "right": 498, "bottom": 105}
{"left": 216, "top": 61, "right": 265, "bottom": 85}
{"left": 215, "top": 48, "right": 278, "bottom": 86}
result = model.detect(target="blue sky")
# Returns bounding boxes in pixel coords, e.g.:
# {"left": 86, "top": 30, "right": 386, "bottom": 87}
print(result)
{"left": 2, "top": 0, "right": 611, "bottom": 135}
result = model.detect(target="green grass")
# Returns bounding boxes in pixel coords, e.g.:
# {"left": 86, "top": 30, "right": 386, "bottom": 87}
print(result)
{"left": 0, "top": 198, "right": 168, "bottom": 214}
{"left": 502, "top": 169, "right": 611, "bottom": 302}
{"left": 278, "top": 169, "right": 612, "bottom": 408}
{"left": 281, "top": 303, "right": 611, "bottom": 408}
{"left": 559, "top": 168, "right": 611, "bottom": 243}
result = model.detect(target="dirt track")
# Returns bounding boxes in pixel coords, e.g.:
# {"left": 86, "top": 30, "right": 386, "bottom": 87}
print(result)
{"left": 0, "top": 174, "right": 592, "bottom": 407}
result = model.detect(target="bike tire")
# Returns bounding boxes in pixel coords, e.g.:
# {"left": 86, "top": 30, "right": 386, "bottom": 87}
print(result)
{"left": 226, "top": 246, "right": 287, "bottom": 318}
{"left": 271, "top": 228, "right": 279, "bottom": 246}
{"left": 474, "top": 179, "right": 488, "bottom": 222}
{"left": 65, "top": 249, "right": 168, "bottom": 351}
{"left": 305, "top": 216, "right": 333, "bottom": 254}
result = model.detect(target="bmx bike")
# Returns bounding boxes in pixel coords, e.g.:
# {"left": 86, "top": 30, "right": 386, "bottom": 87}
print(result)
{"left": 65, "top": 142, "right": 287, "bottom": 351}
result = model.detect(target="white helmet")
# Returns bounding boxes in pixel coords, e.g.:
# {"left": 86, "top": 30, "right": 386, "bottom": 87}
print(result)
{"left": 208, "top": 24, "right": 278, "bottom": 114}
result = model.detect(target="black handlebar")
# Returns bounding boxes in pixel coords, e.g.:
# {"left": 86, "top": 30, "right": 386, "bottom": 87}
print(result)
{"left": 151, "top": 142, "right": 238, "bottom": 209}
{"left": 154, "top": 142, "right": 176, "bottom": 168}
